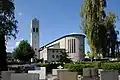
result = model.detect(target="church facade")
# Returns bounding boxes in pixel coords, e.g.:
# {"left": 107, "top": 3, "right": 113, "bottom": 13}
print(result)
{"left": 39, "top": 33, "right": 85, "bottom": 62}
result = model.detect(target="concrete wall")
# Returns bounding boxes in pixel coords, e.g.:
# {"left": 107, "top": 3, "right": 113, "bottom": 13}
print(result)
{"left": 40, "top": 48, "right": 65, "bottom": 62}
{"left": 11, "top": 73, "right": 39, "bottom": 80}
{"left": 1, "top": 71, "right": 15, "bottom": 80}
{"left": 28, "top": 67, "right": 46, "bottom": 80}
{"left": 47, "top": 49, "right": 65, "bottom": 62}
{"left": 40, "top": 48, "right": 47, "bottom": 60}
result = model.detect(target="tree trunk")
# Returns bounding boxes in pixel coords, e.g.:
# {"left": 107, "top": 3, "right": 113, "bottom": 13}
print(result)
{"left": 0, "top": 34, "right": 8, "bottom": 71}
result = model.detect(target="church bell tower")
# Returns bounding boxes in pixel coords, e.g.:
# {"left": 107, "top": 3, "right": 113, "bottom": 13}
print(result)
{"left": 30, "top": 18, "right": 39, "bottom": 59}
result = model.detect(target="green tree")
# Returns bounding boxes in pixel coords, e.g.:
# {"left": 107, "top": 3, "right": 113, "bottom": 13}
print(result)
{"left": 86, "top": 51, "right": 94, "bottom": 59}
{"left": 13, "top": 40, "right": 35, "bottom": 62}
{"left": 80, "top": 0, "right": 118, "bottom": 58}
{"left": 105, "top": 12, "right": 118, "bottom": 57}
{"left": 81, "top": 0, "right": 106, "bottom": 58}
{"left": 0, "top": 0, "right": 18, "bottom": 71}
{"left": 59, "top": 51, "right": 72, "bottom": 63}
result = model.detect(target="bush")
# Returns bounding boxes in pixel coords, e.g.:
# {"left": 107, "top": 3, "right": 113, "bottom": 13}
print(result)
{"left": 64, "top": 61, "right": 120, "bottom": 74}
{"left": 91, "top": 61, "right": 102, "bottom": 68}
{"left": 101, "top": 62, "right": 120, "bottom": 73}
{"left": 37, "top": 62, "right": 120, "bottom": 74}
{"left": 64, "top": 63, "right": 93, "bottom": 75}
{"left": 38, "top": 63, "right": 49, "bottom": 67}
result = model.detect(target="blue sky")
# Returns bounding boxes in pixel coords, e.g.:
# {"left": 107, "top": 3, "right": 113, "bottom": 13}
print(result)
{"left": 7, "top": 0, "right": 120, "bottom": 53}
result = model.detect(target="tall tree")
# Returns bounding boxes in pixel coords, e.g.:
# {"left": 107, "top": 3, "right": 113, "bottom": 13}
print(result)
{"left": 0, "top": 0, "right": 18, "bottom": 71}
{"left": 81, "top": 0, "right": 107, "bottom": 58}
{"left": 105, "top": 12, "right": 117, "bottom": 57}
{"left": 13, "top": 40, "right": 35, "bottom": 62}
{"left": 80, "top": 0, "right": 118, "bottom": 58}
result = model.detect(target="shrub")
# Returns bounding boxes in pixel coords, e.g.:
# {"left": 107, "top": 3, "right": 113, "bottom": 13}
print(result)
{"left": 91, "top": 61, "right": 102, "bottom": 68}
{"left": 64, "top": 62, "right": 120, "bottom": 74}
{"left": 38, "top": 63, "right": 49, "bottom": 67}
{"left": 37, "top": 62, "right": 120, "bottom": 74}
{"left": 101, "top": 62, "right": 120, "bottom": 73}
{"left": 64, "top": 63, "right": 93, "bottom": 75}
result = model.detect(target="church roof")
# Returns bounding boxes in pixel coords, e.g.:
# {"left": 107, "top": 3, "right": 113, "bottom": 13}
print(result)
{"left": 40, "top": 33, "right": 85, "bottom": 49}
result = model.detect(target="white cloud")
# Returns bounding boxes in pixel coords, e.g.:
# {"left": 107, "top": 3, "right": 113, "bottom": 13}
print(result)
{"left": 15, "top": 41, "right": 20, "bottom": 47}
{"left": 15, "top": 38, "right": 24, "bottom": 47}
{"left": 18, "top": 12, "right": 23, "bottom": 16}
{"left": 6, "top": 38, "right": 24, "bottom": 52}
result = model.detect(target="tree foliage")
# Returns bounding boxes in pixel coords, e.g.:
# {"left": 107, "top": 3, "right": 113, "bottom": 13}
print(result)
{"left": 86, "top": 51, "right": 94, "bottom": 59}
{"left": 0, "top": 0, "right": 18, "bottom": 71}
{"left": 13, "top": 40, "right": 35, "bottom": 62}
{"left": 80, "top": 0, "right": 118, "bottom": 58}
{"left": 58, "top": 51, "right": 72, "bottom": 63}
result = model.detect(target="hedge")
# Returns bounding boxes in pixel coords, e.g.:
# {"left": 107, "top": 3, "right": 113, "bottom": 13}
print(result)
{"left": 101, "top": 62, "right": 120, "bottom": 73}
{"left": 64, "top": 63, "right": 94, "bottom": 74}
{"left": 64, "top": 62, "right": 120, "bottom": 75}
{"left": 36, "top": 62, "right": 120, "bottom": 75}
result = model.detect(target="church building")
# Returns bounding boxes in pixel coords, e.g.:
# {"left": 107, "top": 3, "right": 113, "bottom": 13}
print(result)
{"left": 30, "top": 18, "right": 85, "bottom": 62}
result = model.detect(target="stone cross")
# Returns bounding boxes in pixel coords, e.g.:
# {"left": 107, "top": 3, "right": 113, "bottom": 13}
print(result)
{"left": 57, "top": 65, "right": 63, "bottom": 69}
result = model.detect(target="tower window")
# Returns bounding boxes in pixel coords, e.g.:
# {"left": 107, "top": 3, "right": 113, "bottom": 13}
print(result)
{"left": 56, "top": 55, "right": 59, "bottom": 58}
{"left": 36, "top": 28, "right": 38, "bottom": 32}
{"left": 52, "top": 55, "right": 55, "bottom": 58}
{"left": 33, "top": 28, "right": 35, "bottom": 32}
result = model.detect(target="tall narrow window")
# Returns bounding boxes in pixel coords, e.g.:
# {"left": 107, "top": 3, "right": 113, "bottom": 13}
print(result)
{"left": 33, "top": 28, "right": 35, "bottom": 32}
{"left": 68, "top": 40, "right": 70, "bottom": 53}
{"left": 70, "top": 39, "right": 71, "bottom": 53}
{"left": 36, "top": 28, "right": 38, "bottom": 32}
{"left": 71, "top": 39, "right": 74, "bottom": 53}
{"left": 73, "top": 39, "right": 76, "bottom": 53}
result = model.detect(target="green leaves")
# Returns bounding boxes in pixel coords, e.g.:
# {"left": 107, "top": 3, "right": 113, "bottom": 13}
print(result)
{"left": 0, "top": 0, "right": 18, "bottom": 39}
{"left": 58, "top": 51, "right": 72, "bottom": 63}
{"left": 13, "top": 40, "right": 35, "bottom": 62}
{"left": 0, "top": 0, "right": 18, "bottom": 71}
{"left": 64, "top": 62, "right": 120, "bottom": 74}
{"left": 80, "top": 0, "right": 118, "bottom": 58}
